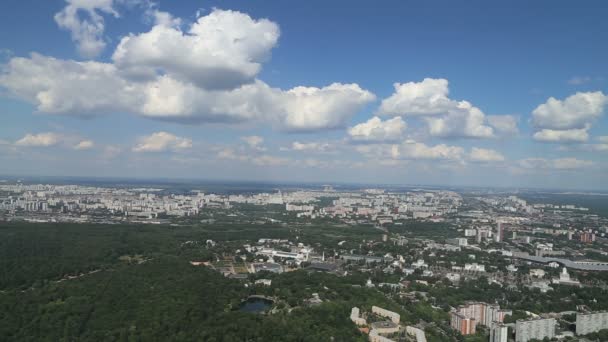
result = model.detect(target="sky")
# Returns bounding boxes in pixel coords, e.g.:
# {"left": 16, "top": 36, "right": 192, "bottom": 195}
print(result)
{"left": 0, "top": 0, "right": 607, "bottom": 190}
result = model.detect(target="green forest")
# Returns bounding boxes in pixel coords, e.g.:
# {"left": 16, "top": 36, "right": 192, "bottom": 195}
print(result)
{"left": 0, "top": 222, "right": 449, "bottom": 341}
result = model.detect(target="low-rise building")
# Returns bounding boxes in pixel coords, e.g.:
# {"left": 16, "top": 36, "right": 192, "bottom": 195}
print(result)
{"left": 350, "top": 307, "right": 367, "bottom": 326}
{"left": 372, "top": 306, "right": 400, "bottom": 324}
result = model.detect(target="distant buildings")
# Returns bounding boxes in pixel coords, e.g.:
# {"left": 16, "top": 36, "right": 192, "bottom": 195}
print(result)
{"left": 450, "top": 302, "right": 511, "bottom": 335}
{"left": 447, "top": 238, "right": 468, "bottom": 247}
{"left": 515, "top": 318, "right": 555, "bottom": 342}
{"left": 580, "top": 232, "right": 596, "bottom": 243}
{"left": 576, "top": 311, "right": 608, "bottom": 335}
{"left": 464, "top": 263, "right": 486, "bottom": 272}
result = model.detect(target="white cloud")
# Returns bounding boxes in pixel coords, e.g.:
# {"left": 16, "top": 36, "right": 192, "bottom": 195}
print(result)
{"left": 132, "top": 131, "right": 192, "bottom": 152}
{"left": 279, "top": 83, "right": 375, "bottom": 131}
{"left": 533, "top": 127, "right": 589, "bottom": 143}
{"left": 487, "top": 115, "right": 519, "bottom": 135}
{"left": 530, "top": 92, "right": 606, "bottom": 144}
{"left": 1, "top": 7, "right": 374, "bottom": 132}
{"left": 532, "top": 91, "right": 607, "bottom": 130}
{"left": 287, "top": 141, "right": 332, "bottom": 153}
{"left": 425, "top": 101, "right": 494, "bottom": 138}
{"left": 113, "top": 8, "right": 280, "bottom": 90}
{"left": 348, "top": 116, "right": 406, "bottom": 142}
{"left": 517, "top": 157, "right": 594, "bottom": 170}
{"left": 0, "top": 54, "right": 141, "bottom": 115}
{"left": 469, "top": 147, "right": 505, "bottom": 162}
{"left": 376, "top": 78, "right": 494, "bottom": 138}
{"left": 74, "top": 139, "right": 95, "bottom": 150}
{"left": 391, "top": 141, "right": 464, "bottom": 161}
{"left": 15, "top": 132, "right": 63, "bottom": 147}
{"left": 54, "top": 0, "right": 119, "bottom": 58}
{"left": 377, "top": 78, "right": 455, "bottom": 116}
{"left": 0, "top": 54, "right": 373, "bottom": 131}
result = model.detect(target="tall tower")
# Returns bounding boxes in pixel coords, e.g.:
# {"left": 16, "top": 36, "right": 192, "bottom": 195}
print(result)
{"left": 495, "top": 222, "right": 503, "bottom": 243}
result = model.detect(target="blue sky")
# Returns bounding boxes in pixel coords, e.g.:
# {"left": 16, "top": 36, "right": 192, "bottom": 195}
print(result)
{"left": 0, "top": 0, "right": 607, "bottom": 189}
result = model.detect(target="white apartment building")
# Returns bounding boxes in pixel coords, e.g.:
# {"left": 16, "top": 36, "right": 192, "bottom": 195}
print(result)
{"left": 515, "top": 318, "right": 555, "bottom": 342}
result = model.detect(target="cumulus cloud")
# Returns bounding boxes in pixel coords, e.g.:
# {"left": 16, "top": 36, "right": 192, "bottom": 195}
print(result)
{"left": 487, "top": 115, "right": 519, "bottom": 135}
{"left": 0, "top": 54, "right": 141, "bottom": 115}
{"left": 348, "top": 116, "right": 406, "bottom": 142}
{"left": 376, "top": 78, "right": 495, "bottom": 138}
{"left": 533, "top": 127, "right": 589, "bottom": 143}
{"left": 397, "top": 141, "right": 464, "bottom": 160}
{"left": 132, "top": 131, "right": 192, "bottom": 152}
{"left": 469, "top": 147, "right": 505, "bottom": 162}
{"left": 15, "top": 132, "right": 63, "bottom": 147}
{"left": 377, "top": 78, "right": 455, "bottom": 116}
{"left": 113, "top": 8, "right": 280, "bottom": 90}
{"left": 517, "top": 157, "right": 594, "bottom": 170}
{"left": 280, "top": 83, "right": 375, "bottom": 131}
{"left": 424, "top": 101, "right": 493, "bottom": 138}
{"left": 54, "top": 0, "right": 119, "bottom": 58}
{"left": 532, "top": 91, "right": 607, "bottom": 130}
{"left": 1, "top": 9, "right": 374, "bottom": 131}
{"left": 0, "top": 57, "right": 373, "bottom": 131}
{"left": 74, "top": 139, "right": 95, "bottom": 150}
{"left": 529, "top": 92, "right": 606, "bottom": 144}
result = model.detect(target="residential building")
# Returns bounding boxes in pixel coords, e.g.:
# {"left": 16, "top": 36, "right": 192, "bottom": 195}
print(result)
{"left": 576, "top": 311, "right": 608, "bottom": 335}
{"left": 515, "top": 318, "right": 555, "bottom": 342}
{"left": 490, "top": 323, "right": 508, "bottom": 342}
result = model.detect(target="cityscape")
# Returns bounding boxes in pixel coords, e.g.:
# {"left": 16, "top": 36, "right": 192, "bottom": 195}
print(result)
{"left": 1, "top": 0, "right": 608, "bottom": 341}
{"left": 2, "top": 179, "right": 608, "bottom": 341}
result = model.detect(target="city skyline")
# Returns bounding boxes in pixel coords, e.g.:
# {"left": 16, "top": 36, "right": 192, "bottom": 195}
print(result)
{"left": 1, "top": 0, "right": 607, "bottom": 190}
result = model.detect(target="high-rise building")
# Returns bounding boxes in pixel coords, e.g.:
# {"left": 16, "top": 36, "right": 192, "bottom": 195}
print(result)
{"left": 576, "top": 311, "right": 608, "bottom": 335}
{"left": 495, "top": 222, "right": 504, "bottom": 243}
{"left": 450, "top": 312, "right": 476, "bottom": 335}
{"left": 490, "top": 323, "right": 508, "bottom": 342}
{"left": 515, "top": 318, "right": 555, "bottom": 342}
{"left": 580, "top": 232, "right": 595, "bottom": 243}
{"left": 450, "top": 302, "right": 510, "bottom": 335}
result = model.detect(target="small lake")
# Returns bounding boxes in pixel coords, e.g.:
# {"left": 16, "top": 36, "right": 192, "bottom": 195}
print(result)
{"left": 239, "top": 297, "right": 273, "bottom": 313}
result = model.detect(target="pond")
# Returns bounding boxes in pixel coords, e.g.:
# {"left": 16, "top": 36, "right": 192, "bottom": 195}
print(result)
{"left": 239, "top": 297, "right": 273, "bottom": 313}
